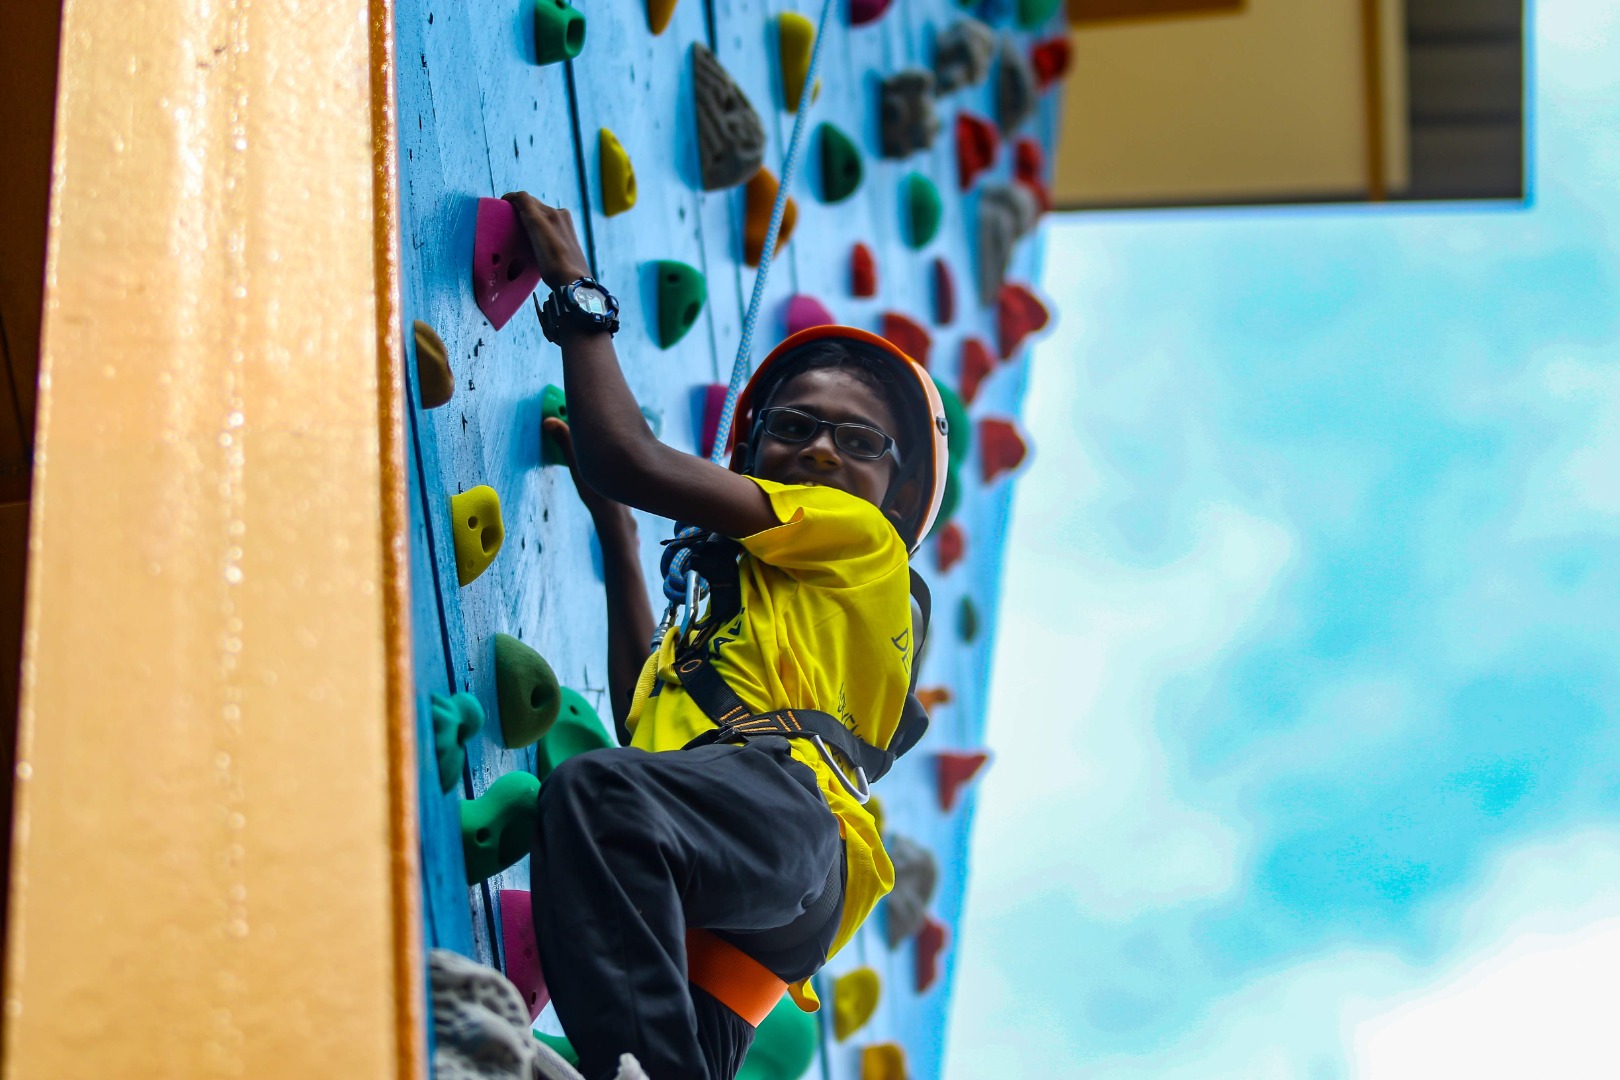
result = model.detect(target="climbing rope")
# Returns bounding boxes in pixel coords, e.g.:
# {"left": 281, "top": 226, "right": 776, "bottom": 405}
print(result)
{"left": 706, "top": 0, "right": 838, "bottom": 465}
{"left": 653, "top": 0, "right": 837, "bottom": 649}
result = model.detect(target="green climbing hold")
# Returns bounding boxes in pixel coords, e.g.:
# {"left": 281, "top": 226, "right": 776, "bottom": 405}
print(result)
{"left": 533, "top": 0, "right": 586, "bottom": 65}
{"left": 817, "top": 123, "right": 863, "bottom": 204}
{"left": 460, "top": 770, "right": 542, "bottom": 884}
{"left": 653, "top": 260, "right": 707, "bottom": 348}
{"left": 534, "top": 687, "right": 614, "bottom": 779}
{"left": 958, "top": 595, "right": 980, "bottom": 642}
{"left": 902, "top": 173, "right": 942, "bottom": 249}
{"left": 736, "top": 996, "right": 819, "bottom": 1080}
{"left": 532, "top": 1032, "right": 580, "bottom": 1066}
{"left": 932, "top": 377, "right": 970, "bottom": 467}
{"left": 541, "top": 384, "right": 568, "bottom": 465}
{"left": 493, "top": 633, "right": 561, "bottom": 749}
{"left": 1017, "top": 0, "right": 1063, "bottom": 29}
{"left": 430, "top": 692, "right": 484, "bottom": 793}
{"left": 930, "top": 463, "right": 961, "bottom": 538}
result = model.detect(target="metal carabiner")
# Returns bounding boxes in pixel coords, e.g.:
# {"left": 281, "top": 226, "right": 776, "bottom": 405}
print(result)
{"left": 677, "top": 569, "right": 701, "bottom": 636}
{"left": 809, "top": 734, "right": 871, "bottom": 805}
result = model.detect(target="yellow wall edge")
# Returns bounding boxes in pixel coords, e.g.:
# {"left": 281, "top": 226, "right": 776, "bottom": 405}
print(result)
{"left": 3, "top": 0, "right": 422, "bottom": 1074}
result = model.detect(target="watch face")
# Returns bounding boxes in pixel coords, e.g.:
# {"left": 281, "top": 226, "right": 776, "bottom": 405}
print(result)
{"left": 574, "top": 284, "right": 610, "bottom": 316}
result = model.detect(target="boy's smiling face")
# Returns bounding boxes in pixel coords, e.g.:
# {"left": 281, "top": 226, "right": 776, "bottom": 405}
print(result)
{"left": 752, "top": 368, "right": 910, "bottom": 514}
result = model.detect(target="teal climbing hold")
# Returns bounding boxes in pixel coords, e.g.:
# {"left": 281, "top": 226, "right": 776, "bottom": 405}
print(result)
{"left": 958, "top": 596, "right": 980, "bottom": 642}
{"left": 902, "top": 173, "right": 942, "bottom": 248}
{"left": 932, "top": 378, "right": 970, "bottom": 467}
{"left": 541, "top": 384, "right": 568, "bottom": 465}
{"left": 534, "top": 687, "right": 614, "bottom": 779}
{"left": 493, "top": 633, "right": 562, "bottom": 749}
{"left": 460, "top": 771, "right": 542, "bottom": 884}
{"left": 533, "top": 0, "right": 586, "bottom": 65}
{"left": 430, "top": 692, "right": 484, "bottom": 793}
{"left": 653, "top": 260, "right": 707, "bottom": 348}
{"left": 1017, "top": 0, "right": 1063, "bottom": 29}
{"left": 817, "top": 123, "right": 863, "bottom": 204}
{"left": 736, "top": 996, "right": 819, "bottom": 1080}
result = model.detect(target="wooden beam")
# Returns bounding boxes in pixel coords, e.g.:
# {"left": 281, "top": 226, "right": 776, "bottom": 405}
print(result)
{"left": 1360, "top": 0, "right": 1388, "bottom": 200}
{"left": 1071, "top": 0, "right": 1245, "bottom": 26}
{"left": 1, "top": 0, "right": 422, "bottom": 1074}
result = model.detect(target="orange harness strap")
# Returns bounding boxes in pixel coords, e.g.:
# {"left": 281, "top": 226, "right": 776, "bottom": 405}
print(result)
{"left": 685, "top": 929, "right": 786, "bottom": 1027}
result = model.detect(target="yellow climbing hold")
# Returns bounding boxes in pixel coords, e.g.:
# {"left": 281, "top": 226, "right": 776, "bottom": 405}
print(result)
{"left": 833, "top": 968, "right": 881, "bottom": 1041}
{"left": 778, "top": 12, "right": 815, "bottom": 113}
{"left": 861, "top": 1042, "right": 908, "bottom": 1080}
{"left": 450, "top": 485, "right": 505, "bottom": 586}
{"left": 599, "top": 128, "right": 637, "bottom": 217}
{"left": 646, "top": 0, "right": 676, "bottom": 35}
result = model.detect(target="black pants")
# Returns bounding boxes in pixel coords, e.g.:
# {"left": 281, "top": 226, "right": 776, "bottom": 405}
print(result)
{"left": 531, "top": 737, "right": 845, "bottom": 1080}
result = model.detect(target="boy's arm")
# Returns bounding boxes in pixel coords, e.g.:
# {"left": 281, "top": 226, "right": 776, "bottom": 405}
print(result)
{"left": 544, "top": 418, "right": 652, "bottom": 743}
{"left": 506, "top": 192, "right": 781, "bottom": 540}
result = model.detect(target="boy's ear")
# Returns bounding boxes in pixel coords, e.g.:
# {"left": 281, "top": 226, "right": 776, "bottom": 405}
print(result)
{"left": 884, "top": 475, "right": 923, "bottom": 529}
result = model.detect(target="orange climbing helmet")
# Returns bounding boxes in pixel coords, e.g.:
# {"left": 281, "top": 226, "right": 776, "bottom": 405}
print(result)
{"left": 728, "top": 324, "right": 951, "bottom": 552}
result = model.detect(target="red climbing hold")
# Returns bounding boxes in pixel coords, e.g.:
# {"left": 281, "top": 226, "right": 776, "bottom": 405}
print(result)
{"left": 851, "top": 242, "right": 878, "bottom": 297}
{"left": 1019, "top": 174, "right": 1054, "bottom": 214}
{"left": 954, "top": 112, "right": 999, "bottom": 191}
{"left": 1030, "top": 37, "right": 1072, "bottom": 90}
{"left": 785, "top": 295, "right": 836, "bottom": 337}
{"left": 849, "top": 0, "right": 893, "bottom": 27}
{"left": 1013, "top": 136, "right": 1045, "bottom": 184}
{"left": 915, "top": 914, "right": 950, "bottom": 992}
{"left": 936, "top": 750, "right": 990, "bottom": 812}
{"left": 881, "top": 312, "right": 932, "bottom": 368}
{"left": 472, "top": 198, "right": 543, "bottom": 331}
{"left": 700, "top": 383, "right": 728, "bottom": 458}
{"left": 958, "top": 337, "right": 995, "bottom": 405}
{"left": 997, "top": 282, "right": 1050, "bottom": 358}
{"left": 499, "top": 889, "right": 549, "bottom": 1021}
{"left": 978, "top": 418, "right": 1028, "bottom": 483}
{"left": 931, "top": 258, "right": 955, "bottom": 326}
{"left": 934, "top": 521, "right": 965, "bottom": 573}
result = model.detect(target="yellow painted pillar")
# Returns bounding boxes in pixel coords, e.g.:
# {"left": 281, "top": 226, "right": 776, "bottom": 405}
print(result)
{"left": 2, "top": 0, "right": 422, "bottom": 1075}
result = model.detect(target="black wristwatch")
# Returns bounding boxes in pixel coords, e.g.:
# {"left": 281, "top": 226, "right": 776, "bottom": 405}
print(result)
{"left": 540, "top": 276, "right": 621, "bottom": 343}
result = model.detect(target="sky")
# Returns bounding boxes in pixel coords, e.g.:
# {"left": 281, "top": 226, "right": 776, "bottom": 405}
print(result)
{"left": 947, "top": 3, "right": 1620, "bottom": 1077}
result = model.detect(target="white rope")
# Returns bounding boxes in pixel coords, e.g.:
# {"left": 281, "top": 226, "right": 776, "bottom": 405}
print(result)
{"left": 706, "top": 0, "right": 838, "bottom": 464}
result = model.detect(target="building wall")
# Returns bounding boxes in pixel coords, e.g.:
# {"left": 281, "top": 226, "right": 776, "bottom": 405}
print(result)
{"left": 1054, "top": 0, "right": 1411, "bottom": 207}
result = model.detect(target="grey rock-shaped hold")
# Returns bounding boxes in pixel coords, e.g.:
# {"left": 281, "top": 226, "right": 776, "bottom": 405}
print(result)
{"left": 976, "top": 183, "right": 1039, "bottom": 306}
{"left": 430, "top": 949, "right": 546, "bottom": 1080}
{"left": 879, "top": 68, "right": 941, "bottom": 159}
{"left": 997, "top": 35, "right": 1037, "bottom": 134}
{"left": 883, "top": 834, "right": 939, "bottom": 948}
{"left": 692, "top": 43, "right": 766, "bottom": 190}
{"left": 934, "top": 18, "right": 995, "bottom": 96}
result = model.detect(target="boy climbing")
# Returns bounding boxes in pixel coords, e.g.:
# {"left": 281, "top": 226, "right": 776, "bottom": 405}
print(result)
{"left": 506, "top": 191, "right": 949, "bottom": 1080}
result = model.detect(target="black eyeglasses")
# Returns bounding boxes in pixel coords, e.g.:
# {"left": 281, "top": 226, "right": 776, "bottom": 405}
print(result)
{"left": 758, "top": 407, "right": 901, "bottom": 464}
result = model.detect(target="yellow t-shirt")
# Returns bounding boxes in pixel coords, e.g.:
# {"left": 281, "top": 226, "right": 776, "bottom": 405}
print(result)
{"left": 624, "top": 477, "right": 914, "bottom": 1010}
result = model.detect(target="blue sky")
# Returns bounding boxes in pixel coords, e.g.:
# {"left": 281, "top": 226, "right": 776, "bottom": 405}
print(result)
{"left": 948, "top": 3, "right": 1620, "bottom": 1076}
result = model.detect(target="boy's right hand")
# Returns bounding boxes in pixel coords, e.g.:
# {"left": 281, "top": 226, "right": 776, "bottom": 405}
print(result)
{"left": 503, "top": 192, "right": 592, "bottom": 288}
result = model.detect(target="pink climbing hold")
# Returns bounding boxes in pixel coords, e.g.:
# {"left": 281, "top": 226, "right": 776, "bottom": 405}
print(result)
{"left": 978, "top": 418, "right": 1029, "bottom": 483}
{"left": 934, "top": 521, "right": 965, "bottom": 573}
{"left": 881, "top": 312, "right": 932, "bottom": 368}
{"left": 997, "top": 282, "right": 1050, "bottom": 358}
{"left": 472, "top": 198, "right": 543, "bottom": 331}
{"left": 700, "top": 383, "right": 728, "bottom": 458}
{"left": 914, "top": 914, "right": 950, "bottom": 992}
{"left": 958, "top": 337, "right": 995, "bottom": 405}
{"left": 851, "top": 242, "right": 878, "bottom": 297}
{"left": 850, "top": 0, "right": 893, "bottom": 26}
{"left": 498, "top": 889, "right": 550, "bottom": 1021}
{"left": 931, "top": 258, "right": 955, "bottom": 326}
{"left": 785, "top": 295, "right": 836, "bottom": 337}
{"left": 936, "top": 750, "right": 990, "bottom": 812}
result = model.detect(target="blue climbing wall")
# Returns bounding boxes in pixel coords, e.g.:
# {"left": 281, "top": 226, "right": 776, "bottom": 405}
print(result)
{"left": 394, "top": 0, "right": 1061, "bottom": 1074}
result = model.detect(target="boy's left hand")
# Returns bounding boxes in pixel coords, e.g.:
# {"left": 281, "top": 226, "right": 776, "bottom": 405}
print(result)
{"left": 503, "top": 191, "right": 592, "bottom": 288}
